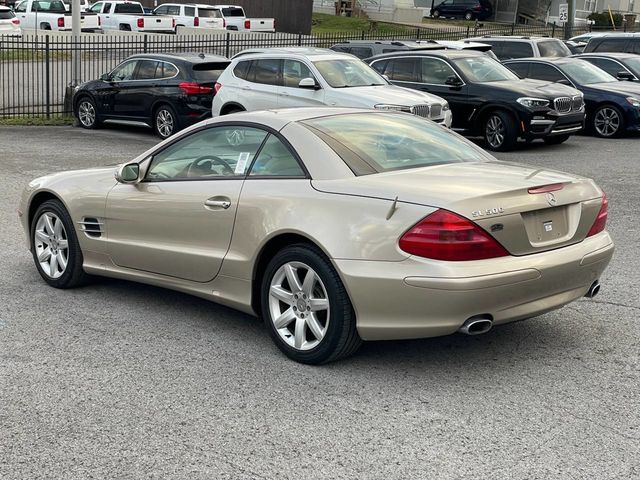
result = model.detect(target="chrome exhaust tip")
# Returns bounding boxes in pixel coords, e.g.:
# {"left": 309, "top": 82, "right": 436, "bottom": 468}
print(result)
{"left": 585, "top": 280, "right": 601, "bottom": 298}
{"left": 458, "top": 316, "right": 493, "bottom": 336}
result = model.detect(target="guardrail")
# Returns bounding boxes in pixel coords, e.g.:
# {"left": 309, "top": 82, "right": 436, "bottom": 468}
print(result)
{"left": 0, "top": 24, "right": 631, "bottom": 118}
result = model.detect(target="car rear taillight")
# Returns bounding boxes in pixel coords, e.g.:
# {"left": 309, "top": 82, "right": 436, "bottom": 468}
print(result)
{"left": 57, "top": 17, "right": 65, "bottom": 28}
{"left": 474, "top": 4, "right": 482, "bottom": 10}
{"left": 179, "top": 82, "right": 213, "bottom": 95}
{"left": 222, "top": 18, "right": 226, "bottom": 28}
{"left": 194, "top": 16, "right": 199, "bottom": 27}
{"left": 137, "top": 18, "right": 144, "bottom": 28}
{"left": 172, "top": 18, "right": 176, "bottom": 29}
{"left": 214, "top": 82, "right": 222, "bottom": 94}
{"left": 587, "top": 192, "right": 608, "bottom": 237}
{"left": 244, "top": 19, "right": 250, "bottom": 29}
{"left": 12, "top": 18, "right": 20, "bottom": 25}
{"left": 97, "top": 15, "right": 101, "bottom": 26}
{"left": 399, "top": 209, "right": 509, "bottom": 261}
{"left": 528, "top": 183, "right": 564, "bottom": 194}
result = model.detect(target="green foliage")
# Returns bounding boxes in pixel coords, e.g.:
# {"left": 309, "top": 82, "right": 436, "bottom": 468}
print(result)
{"left": 0, "top": 116, "right": 74, "bottom": 126}
{"left": 587, "top": 12, "right": 624, "bottom": 27}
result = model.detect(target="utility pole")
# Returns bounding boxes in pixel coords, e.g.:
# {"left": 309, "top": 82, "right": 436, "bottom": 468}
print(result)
{"left": 72, "top": 0, "right": 80, "bottom": 85}
{"left": 565, "top": 0, "right": 575, "bottom": 39}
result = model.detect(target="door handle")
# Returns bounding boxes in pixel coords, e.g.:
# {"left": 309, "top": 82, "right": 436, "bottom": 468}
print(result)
{"left": 204, "top": 199, "right": 231, "bottom": 209}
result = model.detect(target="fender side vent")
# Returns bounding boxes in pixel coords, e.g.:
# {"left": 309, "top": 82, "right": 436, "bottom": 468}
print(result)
{"left": 78, "top": 217, "right": 104, "bottom": 238}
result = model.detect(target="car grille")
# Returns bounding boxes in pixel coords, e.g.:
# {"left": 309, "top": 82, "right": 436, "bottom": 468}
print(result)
{"left": 410, "top": 104, "right": 443, "bottom": 120}
{"left": 554, "top": 96, "right": 583, "bottom": 114}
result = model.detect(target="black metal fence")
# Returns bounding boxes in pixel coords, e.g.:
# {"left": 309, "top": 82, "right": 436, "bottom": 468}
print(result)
{"left": 0, "top": 23, "right": 636, "bottom": 118}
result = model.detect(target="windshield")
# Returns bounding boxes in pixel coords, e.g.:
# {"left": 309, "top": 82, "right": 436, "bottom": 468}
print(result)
{"left": 302, "top": 113, "right": 491, "bottom": 175}
{"left": 452, "top": 56, "right": 519, "bottom": 82}
{"left": 313, "top": 59, "right": 387, "bottom": 88}
{"left": 537, "top": 40, "right": 571, "bottom": 57}
{"left": 560, "top": 61, "right": 617, "bottom": 84}
{"left": 622, "top": 56, "right": 640, "bottom": 74}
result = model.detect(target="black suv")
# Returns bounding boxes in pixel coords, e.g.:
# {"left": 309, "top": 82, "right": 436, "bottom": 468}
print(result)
{"left": 583, "top": 33, "right": 640, "bottom": 54}
{"left": 430, "top": 0, "right": 492, "bottom": 20}
{"left": 73, "top": 52, "right": 230, "bottom": 139}
{"left": 330, "top": 40, "right": 443, "bottom": 60}
{"left": 366, "top": 50, "right": 585, "bottom": 151}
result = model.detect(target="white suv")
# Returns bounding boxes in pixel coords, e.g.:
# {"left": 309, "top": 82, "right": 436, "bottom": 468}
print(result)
{"left": 153, "top": 3, "right": 224, "bottom": 31}
{"left": 212, "top": 48, "right": 452, "bottom": 127}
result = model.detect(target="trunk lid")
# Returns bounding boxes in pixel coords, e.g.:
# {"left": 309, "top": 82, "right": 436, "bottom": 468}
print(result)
{"left": 312, "top": 161, "right": 604, "bottom": 255}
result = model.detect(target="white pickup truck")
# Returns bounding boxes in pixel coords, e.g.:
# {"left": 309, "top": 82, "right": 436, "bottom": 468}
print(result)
{"left": 13, "top": 0, "right": 100, "bottom": 31}
{"left": 212, "top": 4, "right": 274, "bottom": 32}
{"left": 88, "top": 1, "right": 174, "bottom": 32}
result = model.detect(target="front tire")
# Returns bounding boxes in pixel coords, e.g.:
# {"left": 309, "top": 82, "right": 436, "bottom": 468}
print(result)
{"left": 154, "top": 104, "right": 178, "bottom": 139}
{"left": 432, "top": 9, "right": 440, "bottom": 18}
{"left": 75, "top": 96, "right": 100, "bottom": 129}
{"left": 261, "top": 244, "right": 361, "bottom": 364}
{"left": 484, "top": 110, "right": 518, "bottom": 151}
{"left": 31, "top": 200, "right": 88, "bottom": 289}
{"left": 592, "top": 105, "right": 624, "bottom": 138}
{"left": 464, "top": 11, "right": 473, "bottom": 20}
{"left": 543, "top": 134, "right": 571, "bottom": 145}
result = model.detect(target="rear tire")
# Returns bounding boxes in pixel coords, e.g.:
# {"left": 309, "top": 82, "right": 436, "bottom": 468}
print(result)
{"left": 30, "top": 200, "right": 88, "bottom": 289}
{"left": 484, "top": 110, "right": 518, "bottom": 151}
{"left": 432, "top": 9, "right": 440, "bottom": 18}
{"left": 464, "top": 11, "right": 473, "bottom": 20}
{"left": 261, "top": 244, "right": 362, "bottom": 364}
{"left": 543, "top": 134, "right": 571, "bottom": 145}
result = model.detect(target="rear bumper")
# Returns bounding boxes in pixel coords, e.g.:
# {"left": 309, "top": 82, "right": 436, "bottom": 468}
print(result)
{"left": 334, "top": 231, "right": 613, "bottom": 341}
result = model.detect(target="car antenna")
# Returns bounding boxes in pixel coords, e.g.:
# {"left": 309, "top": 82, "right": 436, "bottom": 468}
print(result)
{"left": 386, "top": 196, "right": 398, "bottom": 220}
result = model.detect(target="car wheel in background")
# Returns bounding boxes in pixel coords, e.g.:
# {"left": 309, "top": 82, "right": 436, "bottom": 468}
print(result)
{"left": 484, "top": 110, "right": 517, "bottom": 151}
{"left": 543, "top": 134, "right": 571, "bottom": 145}
{"left": 261, "top": 244, "right": 362, "bottom": 364}
{"left": 592, "top": 105, "right": 624, "bottom": 138}
{"left": 154, "top": 104, "right": 178, "bottom": 139}
{"left": 31, "top": 200, "right": 88, "bottom": 289}
{"left": 432, "top": 9, "right": 440, "bottom": 18}
{"left": 464, "top": 11, "right": 473, "bottom": 20}
{"left": 76, "top": 96, "right": 100, "bottom": 130}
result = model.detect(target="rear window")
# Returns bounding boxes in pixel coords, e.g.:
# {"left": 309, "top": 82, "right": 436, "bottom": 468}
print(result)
{"left": 199, "top": 8, "right": 221, "bottom": 18}
{"left": 192, "top": 62, "right": 230, "bottom": 82}
{"left": 221, "top": 7, "right": 244, "bottom": 16}
{"left": 500, "top": 41, "right": 534, "bottom": 59}
{"left": 592, "top": 38, "right": 628, "bottom": 52}
{"left": 537, "top": 40, "right": 571, "bottom": 57}
{"left": 302, "top": 113, "right": 490, "bottom": 175}
{"left": 114, "top": 3, "right": 143, "bottom": 13}
{"left": 0, "top": 10, "right": 15, "bottom": 18}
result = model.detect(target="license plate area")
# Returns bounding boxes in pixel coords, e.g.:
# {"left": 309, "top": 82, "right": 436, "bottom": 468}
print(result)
{"left": 522, "top": 205, "right": 571, "bottom": 246}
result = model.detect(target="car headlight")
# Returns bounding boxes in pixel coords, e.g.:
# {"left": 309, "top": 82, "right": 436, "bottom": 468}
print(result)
{"left": 626, "top": 97, "right": 640, "bottom": 107}
{"left": 517, "top": 97, "right": 550, "bottom": 109}
{"left": 374, "top": 104, "right": 411, "bottom": 112}
{"left": 442, "top": 101, "right": 450, "bottom": 112}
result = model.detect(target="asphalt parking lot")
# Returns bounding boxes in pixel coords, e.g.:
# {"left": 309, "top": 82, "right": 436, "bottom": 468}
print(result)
{"left": 0, "top": 126, "right": 638, "bottom": 479}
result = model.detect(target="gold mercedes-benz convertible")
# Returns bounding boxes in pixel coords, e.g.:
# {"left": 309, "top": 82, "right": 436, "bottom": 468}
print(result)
{"left": 18, "top": 108, "right": 613, "bottom": 364}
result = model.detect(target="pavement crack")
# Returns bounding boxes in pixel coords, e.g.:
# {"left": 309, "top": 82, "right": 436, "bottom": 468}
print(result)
{"left": 590, "top": 299, "right": 640, "bottom": 311}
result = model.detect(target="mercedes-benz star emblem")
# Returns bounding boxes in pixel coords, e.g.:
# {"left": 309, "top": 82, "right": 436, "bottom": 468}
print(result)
{"left": 546, "top": 192, "right": 558, "bottom": 206}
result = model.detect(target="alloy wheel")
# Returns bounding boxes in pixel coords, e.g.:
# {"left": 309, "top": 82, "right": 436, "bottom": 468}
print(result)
{"left": 268, "top": 261, "right": 330, "bottom": 351}
{"left": 156, "top": 108, "right": 174, "bottom": 138}
{"left": 34, "top": 212, "right": 69, "bottom": 279}
{"left": 594, "top": 107, "right": 620, "bottom": 137}
{"left": 486, "top": 114, "right": 505, "bottom": 149}
{"left": 78, "top": 100, "right": 96, "bottom": 127}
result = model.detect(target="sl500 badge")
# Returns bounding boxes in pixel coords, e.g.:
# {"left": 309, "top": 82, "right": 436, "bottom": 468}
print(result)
{"left": 472, "top": 207, "right": 504, "bottom": 218}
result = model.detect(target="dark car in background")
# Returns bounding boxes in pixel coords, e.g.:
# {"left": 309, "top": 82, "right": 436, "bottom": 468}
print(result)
{"left": 466, "top": 36, "right": 572, "bottom": 60}
{"left": 366, "top": 50, "right": 585, "bottom": 151}
{"left": 504, "top": 57, "right": 640, "bottom": 138}
{"left": 73, "top": 52, "right": 230, "bottom": 139}
{"left": 573, "top": 52, "right": 640, "bottom": 81}
{"left": 330, "top": 40, "right": 444, "bottom": 60}
{"left": 430, "top": 0, "right": 492, "bottom": 21}
{"left": 583, "top": 33, "right": 640, "bottom": 54}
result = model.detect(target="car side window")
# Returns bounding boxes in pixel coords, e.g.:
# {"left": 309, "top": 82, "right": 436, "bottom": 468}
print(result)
{"left": 283, "top": 60, "right": 315, "bottom": 88}
{"left": 370, "top": 60, "right": 387, "bottom": 74}
{"left": 104, "top": 2, "right": 112, "bottom": 13}
{"left": 146, "top": 127, "right": 269, "bottom": 181}
{"left": 248, "top": 58, "right": 282, "bottom": 86}
{"left": 587, "top": 58, "right": 624, "bottom": 77}
{"left": 167, "top": 5, "right": 180, "bottom": 15}
{"left": 248, "top": 135, "right": 305, "bottom": 177}
{"left": 593, "top": 38, "right": 627, "bottom": 52}
{"left": 388, "top": 58, "right": 418, "bottom": 82}
{"left": 420, "top": 58, "right": 457, "bottom": 84}
{"left": 110, "top": 60, "right": 137, "bottom": 81}
{"left": 529, "top": 63, "right": 565, "bottom": 82}
{"left": 14, "top": 1, "right": 26, "bottom": 12}
{"left": 505, "top": 62, "right": 529, "bottom": 78}
{"left": 135, "top": 60, "right": 159, "bottom": 80}
{"left": 185, "top": 6, "right": 195, "bottom": 16}
{"left": 155, "top": 61, "right": 178, "bottom": 79}
{"left": 233, "top": 60, "right": 251, "bottom": 80}
{"left": 500, "top": 41, "right": 534, "bottom": 59}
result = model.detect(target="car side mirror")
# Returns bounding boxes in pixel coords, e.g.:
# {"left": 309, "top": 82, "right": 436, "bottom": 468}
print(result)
{"left": 115, "top": 163, "right": 140, "bottom": 184}
{"left": 445, "top": 75, "right": 463, "bottom": 87}
{"left": 298, "top": 77, "right": 320, "bottom": 90}
{"left": 617, "top": 71, "right": 635, "bottom": 81}
{"left": 556, "top": 78, "right": 571, "bottom": 86}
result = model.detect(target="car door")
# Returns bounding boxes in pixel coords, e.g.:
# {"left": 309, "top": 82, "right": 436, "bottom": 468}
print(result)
{"left": 528, "top": 63, "right": 570, "bottom": 84}
{"left": 105, "top": 59, "right": 139, "bottom": 118}
{"left": 105, "top": 125, "right": 270, "bottom": 282}
{"left": 437, "top": 0, "right": 453, "bottom": 16}
{"left": 278, "top": 59, "right": 325, "bottom": 108}
{"left": 125, "top": 58, "right": 161, "bottom": 120}
{"left": 93, "top": 59, "right": 138, "bottom": 119}
{"left": 243, "top": 58, "right": 282, "bottom": 110}
{"left": 418, "top": 57, "right": 469, "bottom": 126}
